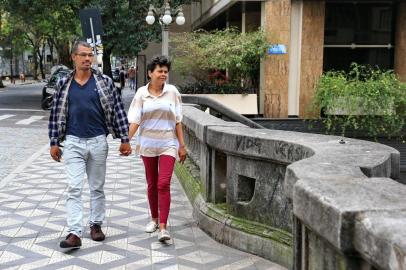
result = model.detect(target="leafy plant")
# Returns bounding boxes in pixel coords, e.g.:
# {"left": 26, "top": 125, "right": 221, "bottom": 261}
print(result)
{"left": 172, "top": 28, "right": 268, "bottom": 91}
{"left": 309, "top": 64, "right": 406, "bottom": 138}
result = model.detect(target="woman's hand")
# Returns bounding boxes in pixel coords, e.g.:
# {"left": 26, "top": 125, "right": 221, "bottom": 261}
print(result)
{"left": 178, "top": 145, "right": 187, "bottom": 164}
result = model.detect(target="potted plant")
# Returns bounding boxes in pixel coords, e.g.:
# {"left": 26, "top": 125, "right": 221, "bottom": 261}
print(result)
{"left": 309, "top": 64, "right": 406, "bottom": 138}
{"left": 172, "top": 28, "right": 269, "bottom": 114}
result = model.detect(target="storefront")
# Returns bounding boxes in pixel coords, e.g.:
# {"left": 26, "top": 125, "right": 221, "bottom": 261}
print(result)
{"left": 190, "top": 0, "right": 406, "bottom": 118}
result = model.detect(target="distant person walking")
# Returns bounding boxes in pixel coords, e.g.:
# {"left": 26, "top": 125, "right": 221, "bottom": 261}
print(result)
{"left": 19, "top": 72, "right": 25, "bottom": 83}
{"left": 127, "top": 55, "right": 186, "bottom": 242}
{"left": 48, "top": 40, "right": 132, "bottom": 250}
{"left": 128, "top": 66, "right": 136, "bottom": 92}
{"left": 119, "top": 66, "right": 126, "bottom": 93}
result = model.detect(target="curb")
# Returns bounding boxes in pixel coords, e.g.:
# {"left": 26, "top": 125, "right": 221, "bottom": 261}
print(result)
{"left": 192, "top": 194, "right": 292, "bottom": 269}
{"left": 0, "top": 143, "right": 49, "bottom": 189}
{"left": 2, "top": 81, "right": 43, "bottom": 87}
{"left": 174, "top": 160, "right": 292, "bottom": 269}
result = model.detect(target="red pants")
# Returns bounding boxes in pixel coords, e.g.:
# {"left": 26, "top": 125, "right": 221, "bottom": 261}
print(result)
{"left": 141, "top": 155, "right": 176, "bottom": 225}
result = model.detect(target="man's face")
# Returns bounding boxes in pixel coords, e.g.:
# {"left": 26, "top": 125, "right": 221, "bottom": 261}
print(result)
{"left": 72, "top": 45, "right": 94, "bottom": 71}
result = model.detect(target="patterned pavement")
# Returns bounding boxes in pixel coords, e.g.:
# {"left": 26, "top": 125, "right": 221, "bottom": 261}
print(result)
{"left": 0, "top": 138, "right": 286, "bottom": 270}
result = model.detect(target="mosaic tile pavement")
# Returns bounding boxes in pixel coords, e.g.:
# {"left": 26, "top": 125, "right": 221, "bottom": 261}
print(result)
{"left": 0, "top": 138, "right": 286, "bottom": 270}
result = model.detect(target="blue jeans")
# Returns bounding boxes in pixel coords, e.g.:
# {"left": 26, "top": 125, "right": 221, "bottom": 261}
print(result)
{"left": 64, "top": 135, "right": 108, "bottom": 237}
{"left": 129, "top": 78, "right": 136, "bottom": 91}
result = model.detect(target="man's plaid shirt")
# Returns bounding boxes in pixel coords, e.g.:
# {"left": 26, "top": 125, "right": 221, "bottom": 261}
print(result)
{"left": 48, "top": 69, "right": 129, "bottom": 146}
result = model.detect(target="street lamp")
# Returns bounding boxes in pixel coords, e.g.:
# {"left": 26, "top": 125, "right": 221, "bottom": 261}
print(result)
{"left": 145, "top": 0, "right": 185, "bottom": 57}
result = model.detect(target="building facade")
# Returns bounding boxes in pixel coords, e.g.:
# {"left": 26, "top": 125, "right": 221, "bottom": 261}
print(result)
{"left": 190, "top": 0, "right": 406, "bottom": 118}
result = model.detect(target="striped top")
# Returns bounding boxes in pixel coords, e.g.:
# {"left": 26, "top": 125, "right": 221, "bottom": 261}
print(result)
{"left": 127, "top": 83, "right": 182, "bottom": 158}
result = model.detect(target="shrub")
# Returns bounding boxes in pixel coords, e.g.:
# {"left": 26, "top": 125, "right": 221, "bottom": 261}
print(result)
{"left": 172, "top": 28, "right": 268, "bottom": 91}
{"left": 309, "top": 64, "right": 406, "bottom": 138}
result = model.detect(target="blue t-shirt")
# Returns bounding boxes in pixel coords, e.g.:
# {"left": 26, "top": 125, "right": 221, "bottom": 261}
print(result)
{"left": 66, "top": 76, "right": 108, "bottom": 138}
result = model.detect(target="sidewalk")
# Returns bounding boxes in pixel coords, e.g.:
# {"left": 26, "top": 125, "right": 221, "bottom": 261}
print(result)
{"left": 0, "top": 138, "right": 284, "bottom": 270}
{"left": 1, "top": 78, "right": 41, "bottom": 87}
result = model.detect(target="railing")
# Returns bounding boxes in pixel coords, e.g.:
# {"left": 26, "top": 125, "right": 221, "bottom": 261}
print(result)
{"left": 177, "top": 101, "right": 406, "bottom": 270}
{"left": 182, "top": 94, "right": 264, "bottom": 129}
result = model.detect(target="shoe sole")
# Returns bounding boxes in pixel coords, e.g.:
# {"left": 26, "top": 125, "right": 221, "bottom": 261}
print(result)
{"left": 158, "top": 236, "right": 171, "bottom": 242}
{"left": 59, "top": 246, "right": 81, "bottom": 251}
{"left": 91, "top": 237, "right": 105, "bottom": 242}
{"left": 145, "top": 226, "right": 159, "bottom": 233}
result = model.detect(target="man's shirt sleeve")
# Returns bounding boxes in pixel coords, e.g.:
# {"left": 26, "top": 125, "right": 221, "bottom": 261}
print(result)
{"left": 48, "top": 80, "right": 62, "bottom": 146}
{"left": 108, "top": 77, "right": 130, "bottom": 143}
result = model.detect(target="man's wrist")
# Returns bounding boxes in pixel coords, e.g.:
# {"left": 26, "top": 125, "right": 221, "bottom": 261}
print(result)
{"left": 121, "top": 136, "right": 129, "bottom": 144}
{"left": 50, "top": 138, "right": 59, "bottom": 146}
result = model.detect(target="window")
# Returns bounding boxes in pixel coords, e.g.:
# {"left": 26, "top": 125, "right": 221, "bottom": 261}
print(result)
{"left": 324, "top": 1, "right": 396, "bottom": 71}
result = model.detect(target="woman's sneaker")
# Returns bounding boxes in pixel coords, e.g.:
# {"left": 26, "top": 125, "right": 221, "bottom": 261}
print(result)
{"left": 158, "top": 229, "right": 171, "bottom": 242}
{"left": 145, "top": 221, "right": 159, "bottom": 233}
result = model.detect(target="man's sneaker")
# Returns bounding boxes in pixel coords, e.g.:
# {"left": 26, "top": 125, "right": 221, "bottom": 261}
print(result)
{"left": 145, "top": 221, "right": 159, "bottom": 233}
{"left": 158, "top": 229, "right": 171, "bottom": 242}
{"left": 60, "top": 233, "right": 81, "bottom": 250}
{"left": 90, "top": 224, "right": 105, "bottom": 241}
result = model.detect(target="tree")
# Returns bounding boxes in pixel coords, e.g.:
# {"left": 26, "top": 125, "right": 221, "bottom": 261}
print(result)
{"left": 88, "top": 0, "right": 192, "bottom": 77}
{"left": 0, "top": 10, "right": 27, "bottom": 83}
{"left": 0, "top": 0, "right": 192, "bottom": 80}
{"left": 0, "top": 0, "right": 91, "bottom": 77}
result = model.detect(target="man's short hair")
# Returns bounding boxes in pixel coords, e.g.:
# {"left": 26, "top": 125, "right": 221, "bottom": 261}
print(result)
{"left": 147, "top": 55, "right": 171, "bottom": 73}
{"left": 71, "top": 40, "right": 92, "bottom": 54}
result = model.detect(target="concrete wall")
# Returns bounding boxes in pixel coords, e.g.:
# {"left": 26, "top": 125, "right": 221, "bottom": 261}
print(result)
{"left": 179, "top": 103, "right": 406, "bottom": 270}
{"left": 263, "top": 0, "right": 325, "bottom": 118}
{"left": 263, "top": 0, "right": 291, "bottom": 118}
{"left": 298, "top": 1, "right": 324, "bottom": 117}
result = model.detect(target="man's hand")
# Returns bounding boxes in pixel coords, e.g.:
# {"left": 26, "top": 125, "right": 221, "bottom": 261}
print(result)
{"left": 50, "top": 146, "right": 62, "bottom": 162}
{"left": 178, "top": 145, "right": 187, "bottom": 164}
{"left": 119, "top": 143, "right": 132, "bottom": 156}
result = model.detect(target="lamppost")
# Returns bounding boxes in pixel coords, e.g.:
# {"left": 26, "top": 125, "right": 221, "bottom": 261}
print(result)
{"left": 145, "top": 0, "right": 186, "bottom": 57}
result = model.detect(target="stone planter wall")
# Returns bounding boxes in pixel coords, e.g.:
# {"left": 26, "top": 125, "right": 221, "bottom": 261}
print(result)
{"left": 177, "top": 104, "right": 406, "bottom": 270}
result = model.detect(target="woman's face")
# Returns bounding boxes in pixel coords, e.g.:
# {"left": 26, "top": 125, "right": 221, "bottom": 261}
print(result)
{"left": 148, "top": 65, "right": 168, "bottom": 84}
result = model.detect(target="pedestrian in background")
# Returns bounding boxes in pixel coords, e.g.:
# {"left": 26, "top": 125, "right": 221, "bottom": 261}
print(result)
{"left": 127, "top": 66, "right": 136, "bottom": 92}
{"left": 19, "top": 72, "right": 25, "bottom": 83}
{"left": 119, "top": 66, "right": 126, "bottom": 93}
{"left": 127, "top": 55, "right": 186, "bottom": 242}
{"left": 48, "top": 40, "right": 132, "bottom": 250}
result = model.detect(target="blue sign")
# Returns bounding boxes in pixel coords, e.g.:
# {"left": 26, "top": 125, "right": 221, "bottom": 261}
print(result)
{"left": 268, "top": 44, "right": 287, "bottom": 55}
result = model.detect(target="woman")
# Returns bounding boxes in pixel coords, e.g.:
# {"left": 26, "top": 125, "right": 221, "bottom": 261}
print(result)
{"left": 127, "top": 56, "right": 186, "bottom": 242}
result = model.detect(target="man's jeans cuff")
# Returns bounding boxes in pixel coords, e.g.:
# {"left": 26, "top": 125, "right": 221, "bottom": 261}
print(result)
{"left": 68, "top": 230, "right": 82, "bottom": 238}
{"left": 89, "top": 221, "right": 103, "bottom": 226}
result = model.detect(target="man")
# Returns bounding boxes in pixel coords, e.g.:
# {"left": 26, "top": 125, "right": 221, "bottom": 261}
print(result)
{"left": 48, "top": 40, "right": 132, "bottom": 250}
{"left": 127, "top": 66, "right": 136, "bottom": 92}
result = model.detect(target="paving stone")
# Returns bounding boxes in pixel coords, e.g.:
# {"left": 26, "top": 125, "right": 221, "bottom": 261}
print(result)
{"left": 0, "top": 138, "right": 286, "bottom": 270}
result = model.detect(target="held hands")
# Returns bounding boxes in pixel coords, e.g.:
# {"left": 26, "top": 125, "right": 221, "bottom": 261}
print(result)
{"left": 119, "top": 143, "right": 132, "bottom": 156}
{"left": 178, "top": 145, "right": 187, "bottom": 164}
{"left": 50, "top": 146, "right": 62, "bottom": 162}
